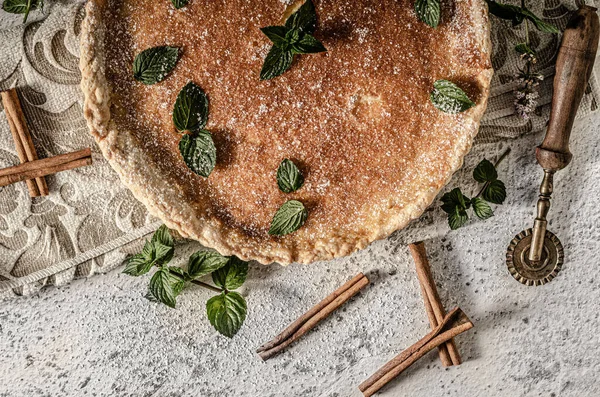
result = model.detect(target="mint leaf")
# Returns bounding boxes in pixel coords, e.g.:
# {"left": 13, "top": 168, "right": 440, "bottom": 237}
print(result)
{"left": 473, "top": 159, "right": 498, "bottom": 183}
{"left": 260, "top": 46, "right": 293, "bottom": 80}
{"left": 173, "top": 82, "right": 209, "bottom": 133}
{"left": 179, "top": 131, "right": 216, "bottom": 177}
{"left": 261, "top": 26, "right": 290, "bottom": 48}
{"left": 485, "top": 1, "right": 524, "bottom": 26}
{"left": 212, "top": 256, "right": 248, "bottom": 290}
{"left": 133, "top": 46, "right": 179, "bottom": 85}
{"left": 515, "top": 42, "right": 535, "bottom": 55}
{"left": 285, "top": 0, "right": 317, "bottom": 34}
{"left": 188, "top": 250, "right": 230, "bottom": 279}
{"left": 2, "top": 0, "right": 42, "bottom": 23}
{"left": 486, "top": 1, "right": 559, "bottom": 33}
{"left": 291, "top": 33, "right": 326, "bottom": 54}
{"left": 482, "top": 180, "right": 507, "bottom": 204}
{"left": 521, "top": 8, "right": 560, "bottom": 34}
{"left": 430, "top": 80, "right": 475, "bottom": 113}
{"left": 154, "top": 241, "right": 174, "bottom": 264}
{"left": 149, "top": 267, "right": 185, "bottom": 308}
{"left": 415, "top": 0, "right": 440, "bottom": 28}
{"left": 440, "top": 188, "right": 470, "bottom": 214}
{"left": 472, "top": 197, "right": 494, "bottom": 219}
{"left": 277, "top": 159, "right": 304, "bottom": 193}
{"left": 170, "top": 0, "right": 188, "bottom": 9}
{"left": 269, "top": 200, "right": 308, "bottom": 236}
{"left": 123, "top": 253, "right": 154, "bottom": 276}
{"left": 152, "top": 224, "right": 174, "bottom": 247}
{"left": 206, "top": 291, "right": 247, "bottom": 337}
{"left": 448, "top": 206, "right": 469, "bottom": 230}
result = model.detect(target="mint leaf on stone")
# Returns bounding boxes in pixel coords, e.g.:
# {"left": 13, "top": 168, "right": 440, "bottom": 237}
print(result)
{"left": 149, "top": 267, "right": 185, "bottom": 308}
{"left": 472, "top": 197, "right": 494, "bottom": 219}
{"left": 212, "top": 257, "right": 248, "bottom": 291}
{"left": 188, "top": 250, "right": 230, "bottom": 279}
{"left": 206, "top": 291, "right": 247, "bottom": 338}
{"left": 473, "top": 159, "right": 498, "bottom": 183}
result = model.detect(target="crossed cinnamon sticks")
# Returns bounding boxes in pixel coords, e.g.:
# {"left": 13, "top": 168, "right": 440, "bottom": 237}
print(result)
{"left": 357, "top": 242, "right": 473, "bottom": 396}
{"left": 1, "top": 88, "right": 92, "bottom": 196}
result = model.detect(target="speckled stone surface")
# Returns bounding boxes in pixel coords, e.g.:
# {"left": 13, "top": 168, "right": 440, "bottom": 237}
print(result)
{"left": 1, "top": 110, "right": 600, "bottom": 396}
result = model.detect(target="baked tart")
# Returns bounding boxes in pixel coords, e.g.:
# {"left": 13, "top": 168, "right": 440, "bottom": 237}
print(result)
{"left": 80, "top": 0, "right": 493, "bottom": 264}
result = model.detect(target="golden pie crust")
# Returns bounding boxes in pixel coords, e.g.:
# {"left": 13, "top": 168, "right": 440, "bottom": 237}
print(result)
{"left": 80, "top": 0, "right": 493, "bottom": 264}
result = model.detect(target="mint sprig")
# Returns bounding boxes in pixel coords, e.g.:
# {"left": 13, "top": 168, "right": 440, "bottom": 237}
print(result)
{"left": 430, "top": 80, "right": 475, "bottom": 114}
{"left": 440, "top": 149, "right": 510, "bottom": 230}
{"left": 259, "top": 0, "right": 326, "bottom": 80}
{"left": 2, "top": 0, "right": 43, "bottom": 23}
{"left": 414, "top": 0, "right": 441, "bottom": 28}
{"left": 123, "top": 225, "right": 250, "bottom": 338}
{"left": 133, "top": 46, "right": 180, "bottom": 85}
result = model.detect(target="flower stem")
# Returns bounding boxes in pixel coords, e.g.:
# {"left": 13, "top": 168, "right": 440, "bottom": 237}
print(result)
{"left": 190, "top": 279, "right": 222, "bottom": 293}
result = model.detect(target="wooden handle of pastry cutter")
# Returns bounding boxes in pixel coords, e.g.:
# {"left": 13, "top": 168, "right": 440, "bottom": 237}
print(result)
{"left": 536, "top": 5, "right": 599, "bottom": 171}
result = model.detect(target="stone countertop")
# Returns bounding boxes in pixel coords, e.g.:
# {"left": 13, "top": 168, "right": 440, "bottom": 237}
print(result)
{"left": 1, "top": 110, "right": 599, "bottom": 396}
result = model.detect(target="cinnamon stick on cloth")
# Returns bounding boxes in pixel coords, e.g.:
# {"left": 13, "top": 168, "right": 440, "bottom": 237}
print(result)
{"left": 408, "top": 242, "right": 462, "bottom": 367}
{"left": 0, "top": 148, "right": 92, "bottom": 187}
{"left": 257, "top": 273, "right": 369, "bottom": 361}
{"left": 1, "top": 88, "right": 48, "bottom": 196}
{"left": 358, "top": 307, "right": 474, "bottom": 397}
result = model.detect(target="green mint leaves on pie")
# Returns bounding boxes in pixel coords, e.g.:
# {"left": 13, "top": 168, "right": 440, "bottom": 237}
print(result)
{"left": 187, "top": 250, "right": 230, "bottom": 279}
{"left": 415, "top": 0, "right": 441, "bottom": 28}
{"left": 133, "top": 46, "right": 180, "bottom": 85}
{"left": 440, "top": 150, "right": 509, "bottom": 229}
{"left": 179, "top": 130, "right": 217, "bottom": 177}
{"left": 2, "top": 0, "right": 42, "bottom": 23}
{"left": 269, "top": 200, "right": 308, "bottom": 236}
{"left": 260, "top": 0, "right": 326, "bottom": 80}
{"left": 123, "top": 225, "right": 250, "bottom": 337}
{"left": 430, "top": 80, "right": 475, "bottom": 113}
{"left": 170, "top": 0, "right": 189, "bottom": 9}
{"left": 206, "top": 291, "right": 247, "bottom": 338}
{"left": 277, "top": 159, "right": 304, "bottom": 193}
{"left": 485, "top": 1, "right": 559, "bottom": 33}
{"left": 173, "top": 82, "right": 209, "bottom": 133}
{"left": 173, "top": 82, "right": 216, "bottom": 177}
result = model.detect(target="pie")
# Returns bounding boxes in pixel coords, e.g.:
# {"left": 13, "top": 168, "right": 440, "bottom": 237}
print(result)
{"left": 79, "top": 0, "right": 493, "bottom": 265}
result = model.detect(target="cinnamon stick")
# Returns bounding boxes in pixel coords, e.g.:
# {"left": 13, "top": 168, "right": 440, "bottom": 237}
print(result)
{"left": 1, "top": 89, "right": 48, "bottom": 196}
{"left": 358, "top": 307, "right": 474, "bottom": 397}
{"left": 0, "top": 148, "right": 92, "bottom": 187}
{"left": 408, "top": 242, "right": 462, "bottom": 366}
{"left": 257, "top": 273, "right": 369, "bottom": 361}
